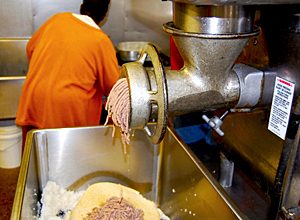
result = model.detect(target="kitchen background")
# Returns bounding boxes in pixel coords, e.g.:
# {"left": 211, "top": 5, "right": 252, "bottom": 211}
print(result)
{"left": 0, "top": 0, "right": 172, "bottom": 61}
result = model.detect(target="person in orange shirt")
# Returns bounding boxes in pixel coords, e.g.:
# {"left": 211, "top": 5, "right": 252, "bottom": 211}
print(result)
{"left": 16, "top": 0, "right": 120, "bottom": 152}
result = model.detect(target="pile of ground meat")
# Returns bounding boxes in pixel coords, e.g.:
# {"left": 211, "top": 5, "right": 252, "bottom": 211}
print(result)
{"left": 84, "top": 196, "right": 144, "bottom": 220}
{"left": 38, "top": 181, "right": 170, "bottom": 220}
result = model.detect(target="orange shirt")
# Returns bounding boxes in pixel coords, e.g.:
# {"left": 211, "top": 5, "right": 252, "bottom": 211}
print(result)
{"left": 16, "top": 13, "right": 120, "bottom": 128}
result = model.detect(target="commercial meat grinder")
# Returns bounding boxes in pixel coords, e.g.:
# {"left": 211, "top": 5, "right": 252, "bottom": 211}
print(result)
{"left": 120, "top": 0, "right": 300, "bottom": 219}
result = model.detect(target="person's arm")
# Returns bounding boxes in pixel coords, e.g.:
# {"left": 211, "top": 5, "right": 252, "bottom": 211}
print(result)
{"left": 97, "top": 36, "right": 120, "bottom": 96}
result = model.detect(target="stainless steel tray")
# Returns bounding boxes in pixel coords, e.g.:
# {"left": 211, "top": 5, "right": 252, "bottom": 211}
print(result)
{"left": 11, "top": 126, "right": 246, "bottom": 219}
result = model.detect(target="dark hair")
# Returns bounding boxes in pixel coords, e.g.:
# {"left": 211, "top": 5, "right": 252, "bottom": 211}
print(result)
{"left": 80, "top": 0, "right": 110, "bottom": 24}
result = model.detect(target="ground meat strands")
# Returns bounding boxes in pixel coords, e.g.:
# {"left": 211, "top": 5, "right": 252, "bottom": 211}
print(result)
{"left": 84, "top": 196, "right": 144, "bottom": 220}
{"left": 105, "top": 78, "right": 131, "bottom": 152}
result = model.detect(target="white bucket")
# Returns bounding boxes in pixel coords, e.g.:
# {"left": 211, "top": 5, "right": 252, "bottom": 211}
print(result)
{"left": 0, "top": 124, "right": 22, "bottom": 168}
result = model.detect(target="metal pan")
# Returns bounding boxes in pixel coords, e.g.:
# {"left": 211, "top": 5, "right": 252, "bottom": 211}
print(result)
{"left": 117, "top": 41, "right": 153, "bottom": 62}
{"left": 11, "top": 126, "right": 246, "bottom": 220}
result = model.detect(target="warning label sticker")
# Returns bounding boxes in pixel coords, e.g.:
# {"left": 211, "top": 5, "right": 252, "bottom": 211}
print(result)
{"left": 268, "top": 77, "right": 295, "bottom": 140}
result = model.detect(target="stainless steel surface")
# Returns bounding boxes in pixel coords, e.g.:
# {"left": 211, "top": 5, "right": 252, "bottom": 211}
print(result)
{"left": 12, "top": 126, "right": 246, "bottom": 220}
{"left": 263, "top": 19, "right": 300, "bottom": 99}
{"left": 117, "top": 41, "right": 150, "bottom": 61}
{"left": 106, "top": 0, "right": 172, "bottom": 55}
{"left": 0, "top": 77, "right": 25, "bottom": 120}
{"left": 219, "top": 153, "right": 234, "bottom": 188}
{"left": 0, "top": 38, "right": 29, "bottom": 76}
{"left": 173, "top": 3, "right": 255, "bottom": 34}
{"left": 220, "top": 110, "right": 284, "bottom": 185}
{"left": 164, "top": 21, "right": 259, "bottom": 39}
{"left": 121, "top": 44, "right": 168, "bottom": 144}
{"left": 0, "top": 1, "right": 32, "bottom": 37}
{"left": 167, "top": 0, "right": 300, "bottom": 5}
